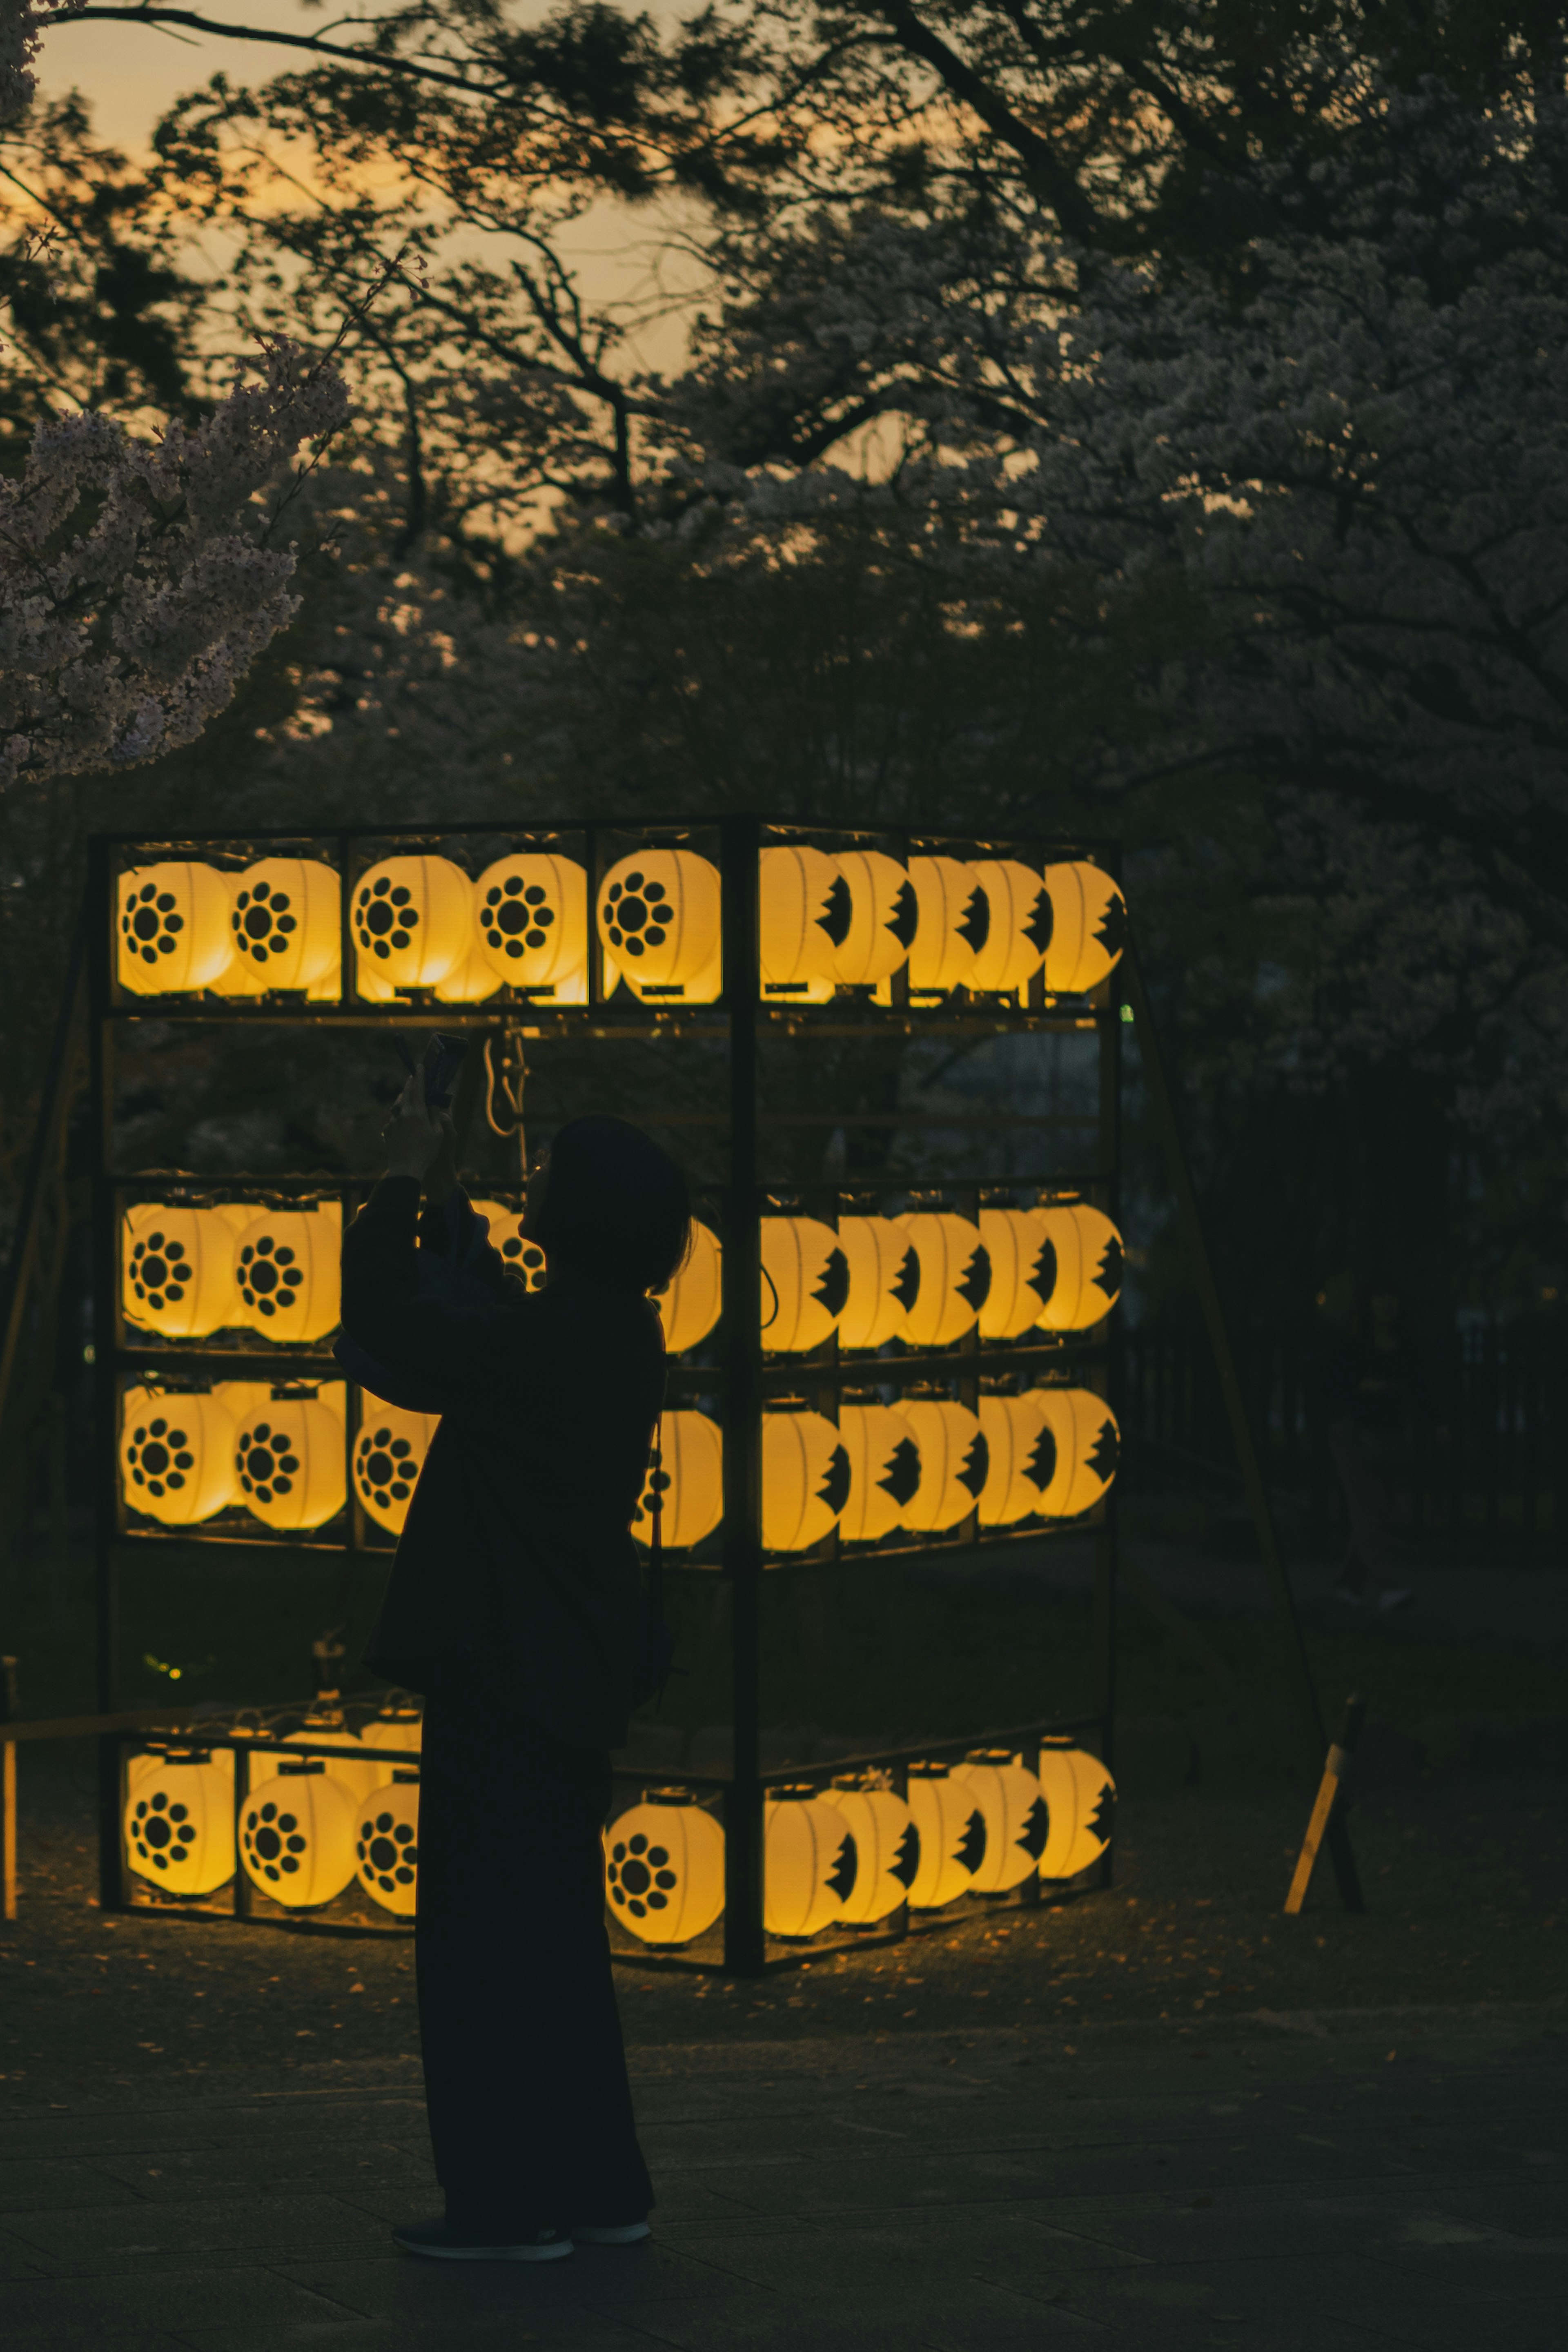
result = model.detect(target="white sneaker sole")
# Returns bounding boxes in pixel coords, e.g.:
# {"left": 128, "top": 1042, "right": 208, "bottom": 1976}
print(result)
{"left": 571, "top": 2223, "right": 651, "bottom": 2245}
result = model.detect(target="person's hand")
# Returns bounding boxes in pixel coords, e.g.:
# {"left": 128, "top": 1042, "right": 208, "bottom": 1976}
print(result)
{"left": 381, "top": 1069, "right": 453, "bottom": 1184}
{"left": 424, "top": 1111, "right": 461, "bottom": 1205}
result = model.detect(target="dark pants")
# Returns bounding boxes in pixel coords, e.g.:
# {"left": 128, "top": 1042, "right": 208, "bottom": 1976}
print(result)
{"left": 416, "top": 1676, "right": 653, "bottom": 2230}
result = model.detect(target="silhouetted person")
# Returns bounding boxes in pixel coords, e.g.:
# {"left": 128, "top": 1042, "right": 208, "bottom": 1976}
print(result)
{"left": 341, "top": 1072, "right": 687, "bottom": 2262}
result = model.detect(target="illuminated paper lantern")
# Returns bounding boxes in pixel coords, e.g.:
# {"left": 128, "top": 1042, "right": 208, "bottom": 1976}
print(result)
{"left": 976, "top": 1391, "right": 1053, "bottom": 1525}
{"left": 351, "top": 854, "right": 472, "bottom": 992}
{"left": 282, "top": 1708, "right": 381, "bottom": 1804}
{"left": 657, "top": 1218, "right": 722, "bottom": 1353}
{"left": 117, "top": 862, "right": 234, "bottom": 996}
{"left": 129, "top": 1744, "right": 235, "bottom": 1799}
{"left": 122, "top": 1204, "right": 238, "bottom": 1340}
{"left": 362, "top": 1705, "right": 423, "bottom": 1764}
{"left": 598, "top": 849, "right": 722, "bottom": 1003}
{"left": 632, "top": 1409, "right": 723, "bottom": 1550}
{"left": 967, "top": 860, "right": 1051, "bottom": 994}
{"left": 233, "top": 1388, "right": 346, "bottom": 1531}
{"left": 472, "top": 852, "right": 588, "bottom": 996}
{"left": 906, "top": 1765, "right": 987, "bottom": 1907}
{"left": 121, "top": 1387, "right": 238, "bottom": 1525}
{"left": 605, "top": 1791, "right": 725, "bottom": 1944}
{"left": 897, "top": 1212, "right": 990, "bottom": 1348}
{"left": 831, "top": 849, "right": 918, "bottom": 988}
{"left": 468, "top": 1199, "right": 548, "bottom": 1292}
{"left": 1036, "top": 1744, "right": 1116, "bottom": 1878}
{"left": 978, "top": 1207, "right": 1056, "bottom": 1340}
{"left": 907, "top": 855, "right": 989, "bottom": 996}
{"left": 1035, "top": 1203, "right": 1124, "bottom": 1330}
{"left": 432, "top": 941, "right": 503, "bottom": 1003}
{"left": 214, "top": 859, "right": 341, "bottom": 998}
{"left": 1029, "top": 1388, "right": 1120, "bottom": 1516}
{"left": 761, "top": 1216, "right": 848, "bottom": 1353}
{"left": 355, "top": 1775, "right": 421, "bottom": 1916}
{"left": 951, "top": 1753, "right": 1049, "bottom": 1893}
{"left": 761, "top": 1409, "right": 849, "bottom": 1552}
{"left": 239, "top": 1764, "right": 358, "bottom": 1907}
{"left": 759, "top": 844, "right": 846, "bottom": 1003}
{"left": 353, "top": 1402, "right": 439, "bottom": 1535}
{"left": 1042, "top": 862, "right": 1126, "bottom": 994}
{"left": 895, "top": 1399, "right": 987, "bottom": 1532}
{"left": 838, "top": 1403, "right": 922, "bottom": 1543}
{"left": 764, "top": 1786, "right": 858, "bottom": 1936}
{"left": 837, "top": 1215, "right": 919, "bottom": 1351}
{"left": 820, "top": 1782, "right": 918, "bottom": 1924}
{"left": 123, "top": 1754, "right": 235, "bottom": 1896}
{"left": 233, "top": 1204, "right": 341, "bottom": 1342}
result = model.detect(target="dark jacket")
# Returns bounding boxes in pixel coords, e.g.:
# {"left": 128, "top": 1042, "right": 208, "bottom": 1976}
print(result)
{"left": 341, "top": 1177, "right": 666, "bottom": 1748}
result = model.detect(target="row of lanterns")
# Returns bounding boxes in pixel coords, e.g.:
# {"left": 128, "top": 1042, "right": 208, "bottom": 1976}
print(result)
{"left": 126, "top": 1726, "right": 1111, "bottom": 1939}
{"left": 125, "top": 1706, "right": 423, "bottom": 1914}
{"left": 118, "top": 1197, "right": 1120, "bottom": 1356}
{"left": 120, "top": 1378, "right": 1115, "bottom": 1544}
{"left": 607, "top": 1746, "right": 1115, "bottom": 1944}
{"left": 121, "top": 1382, "right": 437, "bottom": 1535}
{"left": 635, "top": 1388, "right": 1119, "bottom": 1552}
{"left": 116, "top": 849, "right": 1125, "bottom": 1007}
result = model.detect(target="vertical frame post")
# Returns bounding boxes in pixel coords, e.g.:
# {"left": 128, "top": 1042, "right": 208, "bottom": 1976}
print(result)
{"left": 1094, "top": 928, "right": 1123, "bottom": 1877}
{"left": 720, "top": 815, "right": 764, "bottom": 1974}
{"left": 89, "top": 839, "right": 127, "bottom": 1912}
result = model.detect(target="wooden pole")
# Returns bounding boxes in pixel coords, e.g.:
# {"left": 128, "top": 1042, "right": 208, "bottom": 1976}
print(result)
{"left": 1285, "top": 1694, "right": 1366, "bottom": 1914}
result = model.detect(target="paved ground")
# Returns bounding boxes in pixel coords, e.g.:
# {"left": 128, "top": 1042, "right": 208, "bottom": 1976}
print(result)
{"left": 0, "top": 2006, "right": 1564, "bottom": 2350}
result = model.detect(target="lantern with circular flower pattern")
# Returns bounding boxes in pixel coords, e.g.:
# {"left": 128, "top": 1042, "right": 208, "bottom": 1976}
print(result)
{"left": 906, "top": 1764, "right": 988, "bottom": 1908}
{"left": 966, "top": 859, "right": 1052, "bottom": 994}
{"left": 837, "top": 1215, "right": 920, "bottom": 1351}
{"left": 632, "top": 1409, "right": 723, "bottom": 1550}
{"left": 604, "top": 1791, "right": 725, "bottom": 1944}
{"left": 121, "top": 1204, "right": 238, "bottom": 1340}
{"left": 820, "top": 1780, "right": 919, "bottom": 1924}
{"left": 978, "top": 1206, "right": 1056, "bottom": 1340}
{"left": 117, "top": 862, "right": 234, "bottom": 996}
{"left": 1036, "top": 1744, "right": 1116, "bottom": 1879}
{"left": 656, "top": 1217, "right": 722, "bottom": 1353}
{"left": 907, "top": 856, "right": 989, "bottom": 996}
{"left": 951, "top": 1752, "right": 1049, "bottom": 1893}
{"left": 351, "top": 855, "right": 472, "bottom": 994}
{"left": 1028, "top": 1388, "right": 1120, "bottom": 1517}
{"left": 764, "top": 1785, "right": 858, "bottom": 1938}
{"left": 1042, "top": 862, "right": 1126, "bottom": 995}
{"left": 233, "top": 1388, "right": 346, "bottom": 1531}
{"left": 123, "top": 1752, "right": 235, "bottom": 1896}
{"left": 759, "top": 844, "right": 847, "bottom": 1003}
{"left": 120, "top": 1386, "right": 238, "bottom": 1525}
{"left": 832, "top": 850, "right": 918, "bottom": 989}
{"left": 354, "top": 1774, "right": 421, "bottom": 1916}
{"left": 472, "top": 852, "right": 588, "bottom": 998}
{"left": 353, "top": 1402, "right": 439, "bottom": 1535}
{"left": 233, "top": 1204, "right": 341, "bottom": 1342}
{"left": 838, "top": 1403, "right": 922, "bottom": 1544}
{"left": 280, "top": 1707, "right": 382, "bottom": 1804}
{"left": 1034, "top": 1203, "right": 1124, "bottom": 1331}
{"left": 761, "top": 1216, "right": 848, "bottom": 1353}
{"left": 598, "top": 849, "right": 723, "bottom": 1002}
{"left": 239, "top": 1763, "right": 358, "bottom": 1907}
{"left": 214, "top": 859, "right": 341, "bottom": 998}
{"left": 896, "top": 1212, "right": 990, "bottom": 1349}
{"left": 761, "top": 1409, "right": 849, "bottom": 1552}
{"left": 468, "top": 1200, "right": 548, "bottom": 1292}
{"left": 895, "top": 1399, "right": 987, "bottom": 1532}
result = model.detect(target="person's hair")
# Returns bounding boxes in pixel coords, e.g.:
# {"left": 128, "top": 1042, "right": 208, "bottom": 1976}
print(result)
{"left": 532, "top": 1114, "right": 692, "bottom": 1294}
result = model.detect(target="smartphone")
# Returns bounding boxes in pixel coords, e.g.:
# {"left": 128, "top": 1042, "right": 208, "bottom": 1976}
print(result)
{"left": 393, "top": 1031, "right": 469, "bottom": 1111}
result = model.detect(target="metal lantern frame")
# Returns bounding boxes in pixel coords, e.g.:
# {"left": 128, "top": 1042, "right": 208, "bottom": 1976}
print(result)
{"left": 86, "top": 817, "right": 1125, "bottom": 1970}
